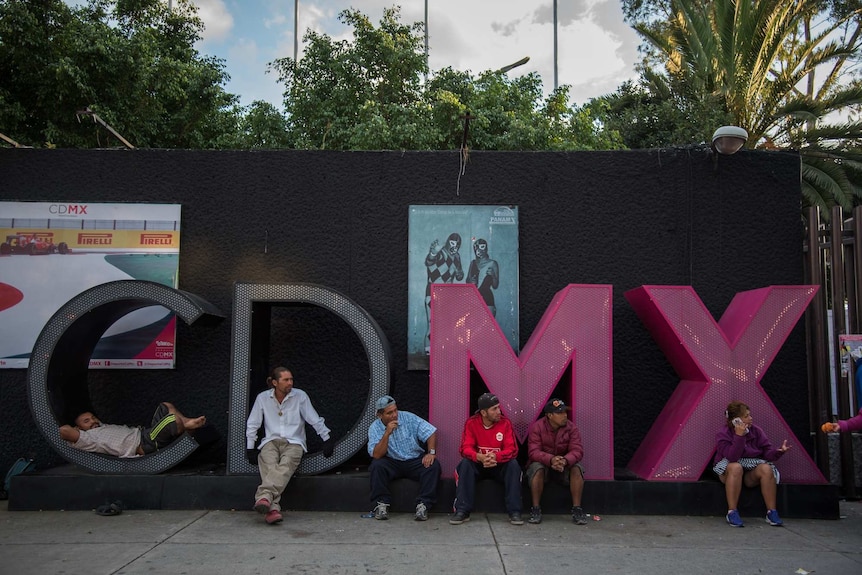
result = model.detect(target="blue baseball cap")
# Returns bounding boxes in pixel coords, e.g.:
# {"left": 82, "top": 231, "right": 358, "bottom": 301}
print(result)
{"left": 375, "top": 395, "right": 396, "bottom": 411}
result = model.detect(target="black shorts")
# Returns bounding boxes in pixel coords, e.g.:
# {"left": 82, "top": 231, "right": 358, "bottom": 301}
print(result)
{"left": 139, "top": 403, "right": 180, "bottom": 454}
{"left": 525, "top": 460, "right": 585, "bottom": 485}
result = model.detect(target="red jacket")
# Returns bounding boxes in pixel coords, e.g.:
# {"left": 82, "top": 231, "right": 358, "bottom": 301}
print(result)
{"left": 527, "top": 416, "right": 583, "bottom": 468}
{"left": 459, "top": 414, "right": 518, "bottom": 463}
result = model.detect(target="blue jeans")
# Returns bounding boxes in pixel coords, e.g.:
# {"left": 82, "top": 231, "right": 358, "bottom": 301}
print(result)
{"left": 453, "top": 457, "right": 522, "bottom": 514}
{"left": 369, "top": 456, "right": 441, "bottom": 505}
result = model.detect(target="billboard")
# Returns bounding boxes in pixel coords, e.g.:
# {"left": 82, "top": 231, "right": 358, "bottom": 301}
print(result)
{"left": 407, "top": 205, "right": 519, "bottom": 370}
{"left": 0, "top": 201, "right": 181, "bottom": 369}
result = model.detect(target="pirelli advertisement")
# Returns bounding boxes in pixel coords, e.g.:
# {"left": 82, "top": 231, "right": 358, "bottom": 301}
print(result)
{"left": 0, "top": 202, "right": 181, "bottom": 369}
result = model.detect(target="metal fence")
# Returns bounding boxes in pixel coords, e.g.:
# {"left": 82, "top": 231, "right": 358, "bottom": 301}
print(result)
{"left": 804, "top": 206, "right": 861, "bottom": 497}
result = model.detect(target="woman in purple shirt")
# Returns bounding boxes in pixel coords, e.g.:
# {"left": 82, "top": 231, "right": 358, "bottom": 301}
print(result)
{"left": 713, "top": 400, "right": 791, "bottom": 528}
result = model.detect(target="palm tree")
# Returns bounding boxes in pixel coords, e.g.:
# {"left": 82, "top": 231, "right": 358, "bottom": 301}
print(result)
{"left": 634, "top": 0, "right": 862, "bottom": 217}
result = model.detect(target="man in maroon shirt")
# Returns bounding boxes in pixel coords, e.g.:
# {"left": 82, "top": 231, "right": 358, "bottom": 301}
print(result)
{"left": 525, "top": 398, "right": 587, "bottom": 525}
{"left": 450, "top": 393, "right": 523, "bottom": 525}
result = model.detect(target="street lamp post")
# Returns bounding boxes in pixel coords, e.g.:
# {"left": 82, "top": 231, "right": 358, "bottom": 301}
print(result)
{"left": 553, "top": 0, "right": 558, "bottom": 90}
{"left": 498, "top": 56, "right": 530, "bottom": 74}
{"left": 424, "top": 0, "right": 429, "bottom": 83}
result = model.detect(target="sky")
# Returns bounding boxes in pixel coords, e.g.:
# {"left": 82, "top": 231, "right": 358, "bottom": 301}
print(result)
{"left": 177, "top": 0, "right": 643, "bottom": 109}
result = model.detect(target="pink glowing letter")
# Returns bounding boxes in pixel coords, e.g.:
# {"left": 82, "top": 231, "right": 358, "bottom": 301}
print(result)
{"left": 625, "top": 285, "right": 825, "bottom": 483}
{"left": 429, "top": 284, "right": 613, "bottom": 479}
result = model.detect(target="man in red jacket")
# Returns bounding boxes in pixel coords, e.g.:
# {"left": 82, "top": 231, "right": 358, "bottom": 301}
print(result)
{"left": 450, "top": 393, "right": 523, "bottom": 525}
{"left": 525, "top": 398, "right": 587, "bottom": 525}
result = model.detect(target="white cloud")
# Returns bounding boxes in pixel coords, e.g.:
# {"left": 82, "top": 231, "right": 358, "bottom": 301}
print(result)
{"left": 60, "top": 1, "right": 642, "bottom": 108}
{"left": 301, "top": 3, "right": 334, "bottom": 37}
{"left": 192, "top": 0, "right": 234, "bottom": 44}
{"left": 531, "top": 0, "right": 591, "bottom": 25}
{"left": 491, "top": 18, "right": 523, "bottom": 38}
{"left": 264, "top": 13, "right": 287, "bottom": 29}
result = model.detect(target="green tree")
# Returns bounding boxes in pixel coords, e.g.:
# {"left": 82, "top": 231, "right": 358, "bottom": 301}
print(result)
{"left": 0, "top": 0, "right": 239, "bottom": 148}
{"left": 271, "top": 6, "right": 622, "bottom": 151}
{"left": 427, "top": 68, "right": 623, "bottom": 151}
{"left": 612, "top": 0, "right": 862, "bottom": 215}
{"left": 217, "top": 101, "right": 292, "bottom": 149}
{"left": 271, "top": 6, "right": 434, "bottom": 150}
{"left": 595, "top": 74, "right": 734, "bottom": 149}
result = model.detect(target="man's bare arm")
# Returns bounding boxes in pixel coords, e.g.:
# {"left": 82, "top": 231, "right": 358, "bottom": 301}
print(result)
{"left": 59, "top": 425, "right": 80, "bottom": 443}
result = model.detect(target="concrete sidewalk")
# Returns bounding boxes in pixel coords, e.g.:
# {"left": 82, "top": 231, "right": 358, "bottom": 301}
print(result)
{"left": 1, "top": 499, "right": 861, "bottom": 575}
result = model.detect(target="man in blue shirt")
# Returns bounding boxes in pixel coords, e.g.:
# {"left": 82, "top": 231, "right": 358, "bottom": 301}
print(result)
{"left": 368, "top": 395, "right": 440, "bottom": 521}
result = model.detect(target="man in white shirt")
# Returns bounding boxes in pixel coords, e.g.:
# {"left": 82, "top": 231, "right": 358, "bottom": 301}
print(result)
{"left": 246, "top": 366, "right": 334, "bottom": 525}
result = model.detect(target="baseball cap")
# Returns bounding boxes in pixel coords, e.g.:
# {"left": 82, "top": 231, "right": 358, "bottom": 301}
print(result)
{"left": 544, "top": 398, "right": 570, "bottom": 413}
{"left": 375, "top": 395, "right": 396, "bottom": 410}
{"left": 476, "top": 392, "right": 500, "bottom": 412}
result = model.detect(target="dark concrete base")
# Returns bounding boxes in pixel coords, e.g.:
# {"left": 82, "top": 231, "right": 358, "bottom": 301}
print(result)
{"left": 828, "top": 432, "right": 862, "bottom": 488}
{"left": 8, "top": 464, "right": 840, "bottom": 519}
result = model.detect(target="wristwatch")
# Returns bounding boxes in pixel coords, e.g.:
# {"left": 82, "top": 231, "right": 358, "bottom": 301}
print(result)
{"left": 428, "top": 449, "right": 436, "bottom": 455}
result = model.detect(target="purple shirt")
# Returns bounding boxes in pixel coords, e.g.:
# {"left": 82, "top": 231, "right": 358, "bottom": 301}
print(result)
{"left": 838, "top": 408, "right": 862, "bottom": 433}
{"left": 713, "top": 423, "right": 784, "bottom": 464}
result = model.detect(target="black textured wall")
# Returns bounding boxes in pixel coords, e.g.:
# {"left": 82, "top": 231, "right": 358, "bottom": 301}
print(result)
{"left": 0, "top": 148, "right": 806, "bottom": 476}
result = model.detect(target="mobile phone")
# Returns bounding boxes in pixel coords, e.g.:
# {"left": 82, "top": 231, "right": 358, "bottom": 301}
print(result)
{"left": 732, "top": 417, "right": 743, "bottom": 426}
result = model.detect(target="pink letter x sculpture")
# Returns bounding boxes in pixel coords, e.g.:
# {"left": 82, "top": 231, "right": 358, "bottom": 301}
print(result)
{"left": 625, "top": 285, "right": 826, "bottom": 483}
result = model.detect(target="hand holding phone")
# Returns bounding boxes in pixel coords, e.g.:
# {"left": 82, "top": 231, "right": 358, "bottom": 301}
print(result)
{"left": 732, "top": 417, "right": 743, "bottom": 427}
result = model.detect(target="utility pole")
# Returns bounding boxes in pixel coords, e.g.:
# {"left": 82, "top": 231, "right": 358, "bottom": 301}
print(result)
{"left": 553, "top": 0, "right": 558, "bottom": 90}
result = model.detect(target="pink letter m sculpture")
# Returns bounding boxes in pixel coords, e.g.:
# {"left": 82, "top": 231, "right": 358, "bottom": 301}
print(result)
{"left": 430, "top": 284, "right": 613, "bottom": 479}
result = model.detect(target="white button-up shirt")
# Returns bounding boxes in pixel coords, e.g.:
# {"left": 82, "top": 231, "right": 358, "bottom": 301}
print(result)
{"left": 246, "top": 388, "right": 330, "bottom": 452}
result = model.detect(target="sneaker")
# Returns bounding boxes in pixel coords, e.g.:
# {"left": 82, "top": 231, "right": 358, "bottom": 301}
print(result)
{"left": 264, "top": 509, "right": 283, "bottom": 525}
{"left": 415, "top": 502, "right": 428, "bottom": 521}
{"left": 766, "top": 509, "right": 784, "bottom": 526}
{"left": 726, "top": 509, "right": 744, "bottom": 527}
{"left": 528, "top": 506, "right": 542, "bottom": 524}
{"left": 509, "top": 512, "right": 524, "bottom": 525}
{"left": 572, "top": 506, "right": 587, "bottom": 525}
{"left": 253, "top": 498, "right": 270, "bottom": 514}
{"left": 449, "top": 511, "right": 470, "bottom": 525}
{"left": 373, "top": 501, "right": 390, "bottom": 520}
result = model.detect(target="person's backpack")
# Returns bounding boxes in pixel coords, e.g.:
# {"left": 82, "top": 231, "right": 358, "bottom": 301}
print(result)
{"left": 0, "top": 458, "right": 36, "bottom": 500}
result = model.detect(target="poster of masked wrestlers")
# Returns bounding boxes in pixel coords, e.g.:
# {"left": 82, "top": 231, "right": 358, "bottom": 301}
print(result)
{"left": 407, "top": 205, "right": 520, "bottom": 370}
